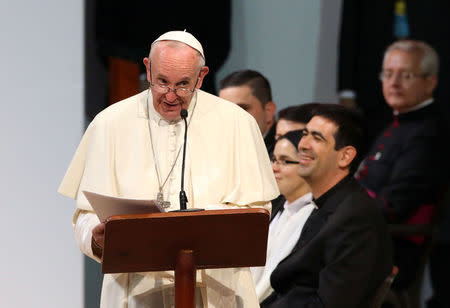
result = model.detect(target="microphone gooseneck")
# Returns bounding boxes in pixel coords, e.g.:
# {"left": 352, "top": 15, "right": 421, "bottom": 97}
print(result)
{"left": 179, "top": 109, "right": 188, "bottom": 210}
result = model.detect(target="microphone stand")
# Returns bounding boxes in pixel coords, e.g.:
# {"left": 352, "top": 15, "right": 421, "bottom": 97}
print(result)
{"left": 173, "top": 109, "right": 203, "bottom": 213}
{"left": 179, "top": 109, "right": 188, "bottom": 210}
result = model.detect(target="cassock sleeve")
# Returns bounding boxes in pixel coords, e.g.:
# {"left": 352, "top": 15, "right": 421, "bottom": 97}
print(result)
{"left": 222, "top": 107, "right": 279, "bottom": 210}
{"left": 73, "top": 210, "right": 101, "bottom": 263}
{"left": 58, "top": 113, "right": 119, "bottom": 211}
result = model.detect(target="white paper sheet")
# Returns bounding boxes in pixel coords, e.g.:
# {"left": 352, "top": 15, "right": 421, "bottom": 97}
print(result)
{"left": 82, "top": 191, "right": 164, "bottom": 221}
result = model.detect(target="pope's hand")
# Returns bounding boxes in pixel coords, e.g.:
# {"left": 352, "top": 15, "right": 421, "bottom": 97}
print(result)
{"left": 92, "top": 222, "right": 105, "bottom": 248}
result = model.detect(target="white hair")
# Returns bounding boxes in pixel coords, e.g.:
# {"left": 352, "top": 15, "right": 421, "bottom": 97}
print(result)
{"left": 149, "top": 40, "right": 205, "bottom": 70}
{"left": 384, "top": 40, "right": 439, "bottom": 76}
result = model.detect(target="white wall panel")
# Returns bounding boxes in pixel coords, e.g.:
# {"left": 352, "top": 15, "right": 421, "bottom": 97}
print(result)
{"left": 0, "top": 1, "right": 84, "bottom": 307}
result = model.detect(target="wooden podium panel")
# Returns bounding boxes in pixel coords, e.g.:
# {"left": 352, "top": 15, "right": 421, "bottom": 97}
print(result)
{"left": 102, "top": 208, "right": 270, "bottom": 274}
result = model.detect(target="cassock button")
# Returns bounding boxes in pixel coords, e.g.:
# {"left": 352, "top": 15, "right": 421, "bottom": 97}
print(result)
{"left": 361, "top": 166, "right": 368, "bottom": 176}
{"left": 393, "top": 117, "right": 399, "bottom": 127}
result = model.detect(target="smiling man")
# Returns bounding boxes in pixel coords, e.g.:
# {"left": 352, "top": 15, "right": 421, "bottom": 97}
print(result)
{"left": 261, "top": 104, "right": 392, "bottom": 308}
{"left": 59, "top": 30, "right": 278, "bottom": 308}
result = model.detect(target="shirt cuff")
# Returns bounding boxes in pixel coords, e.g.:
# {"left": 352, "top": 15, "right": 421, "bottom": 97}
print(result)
{"left": 73, "top": 209, "right": 101, "bottom": 263}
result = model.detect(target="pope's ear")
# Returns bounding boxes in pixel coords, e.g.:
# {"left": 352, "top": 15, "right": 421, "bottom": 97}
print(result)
{"left": 195, "top": 66, "right": 209, "bottom": 89}
{"left": 143, "top": 57, "right": 151, "bottom": 83}
{"left": 337, "top": 145, "right": 357, "bottom": 169}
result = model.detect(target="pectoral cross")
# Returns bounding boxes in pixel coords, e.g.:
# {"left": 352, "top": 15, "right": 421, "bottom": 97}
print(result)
{"left": 157, "top": 191, "right": 171, "bottom": 209}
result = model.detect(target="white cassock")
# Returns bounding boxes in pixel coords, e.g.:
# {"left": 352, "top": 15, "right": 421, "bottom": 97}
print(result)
{"left": 251, "top": 193, "right": 315, "bottom": 302}
{"left": 58, "top": 89, "right": 279, "bottom": 308}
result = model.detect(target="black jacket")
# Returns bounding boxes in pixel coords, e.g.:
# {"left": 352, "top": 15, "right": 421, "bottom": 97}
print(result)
{"left": 357, "top": 103, "right": 444, "bottom": 222}
{"left": 261, "top": 176, "right": 393, "bottom": 308}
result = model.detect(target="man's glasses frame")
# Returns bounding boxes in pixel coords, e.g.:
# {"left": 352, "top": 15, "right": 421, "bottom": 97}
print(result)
{"left": 379, "top": 70, "right": 428, "bottom": 82}
{"left": 148, "top": 61, "right": 201, "bottom": 97}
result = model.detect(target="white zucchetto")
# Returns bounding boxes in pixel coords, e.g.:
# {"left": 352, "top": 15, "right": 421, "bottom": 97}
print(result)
{"left": 152, "top": 30, "right": 205, "bottom": 59}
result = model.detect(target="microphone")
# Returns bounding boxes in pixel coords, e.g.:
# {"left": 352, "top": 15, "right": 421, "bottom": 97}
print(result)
{"left": 179, "top": 109, "right": 189, "bottom": 210}
{"left": 171, "top": 109, "right": 203, "bottom": 213}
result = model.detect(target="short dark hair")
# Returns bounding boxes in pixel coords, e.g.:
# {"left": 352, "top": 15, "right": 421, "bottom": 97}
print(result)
{"left": 277, "top": 103, "right": 321, "bottom": 124}
{"left": 311, "top": 104, "right": 367, "bottom": 174}
{"left": 277, "top": 129, "right": 304, "bottom": 152}
{"left": 219, "top": 70, "right": 272, "bottom": 106}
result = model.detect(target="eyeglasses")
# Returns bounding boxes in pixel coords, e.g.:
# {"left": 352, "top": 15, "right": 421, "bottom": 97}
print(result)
{"left": 270, "top": 156, "right": 300, "bottom": 166}
{"left": 149, "top": 61, "right": 200, "bottom": 97}
{"left": 379, "top": 71, "right": 428, "bottom": 82}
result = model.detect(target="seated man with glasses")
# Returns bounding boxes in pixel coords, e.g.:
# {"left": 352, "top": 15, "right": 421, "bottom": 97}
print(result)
{"left": 356, "top": 39, "right": 445, "bottom": 290}
{"left": 252, "top": 129, "right": 313, "bottom": 303}
{"left": 58, "top": 30, "right": 279, "bottom": 308}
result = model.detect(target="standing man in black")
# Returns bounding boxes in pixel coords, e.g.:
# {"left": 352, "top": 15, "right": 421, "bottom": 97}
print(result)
{"left": 261, "top": 104, "right": 393, "bottom": 308}
{"left": 219, "top": 70, "right": 277, "bottom": 154}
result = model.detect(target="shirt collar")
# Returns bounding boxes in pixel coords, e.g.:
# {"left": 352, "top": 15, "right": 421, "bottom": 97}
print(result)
{"left": 314, "top": 174, "right": 353, "bottom": 208}
{"left": 393, "top": 98, "right": 434, "bottom": 115}
{"left": 283, "top": 192, "right": 314, "bottom": 214}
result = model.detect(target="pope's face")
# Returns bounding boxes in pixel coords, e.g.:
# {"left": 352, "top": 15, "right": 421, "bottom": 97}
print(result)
{"left": 144, "top": 43, "right": 207, "bottom": 121}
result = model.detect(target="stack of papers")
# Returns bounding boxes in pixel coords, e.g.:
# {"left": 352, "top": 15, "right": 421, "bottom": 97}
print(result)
{"left": 83, "top": 191, "right": 164, "bottom": 221}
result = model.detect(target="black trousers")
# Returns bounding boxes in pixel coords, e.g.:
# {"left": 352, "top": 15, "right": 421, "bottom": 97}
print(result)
{"left": 427, "top": 244, "right": 450, "bottom": 308}
{"left": 391, "top": 238, "right": 421, "bottom": 290}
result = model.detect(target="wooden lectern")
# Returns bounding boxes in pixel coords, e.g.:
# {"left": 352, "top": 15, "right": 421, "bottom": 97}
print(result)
{"left": 102, "top": 208, "right": 270, "bottom": 308}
